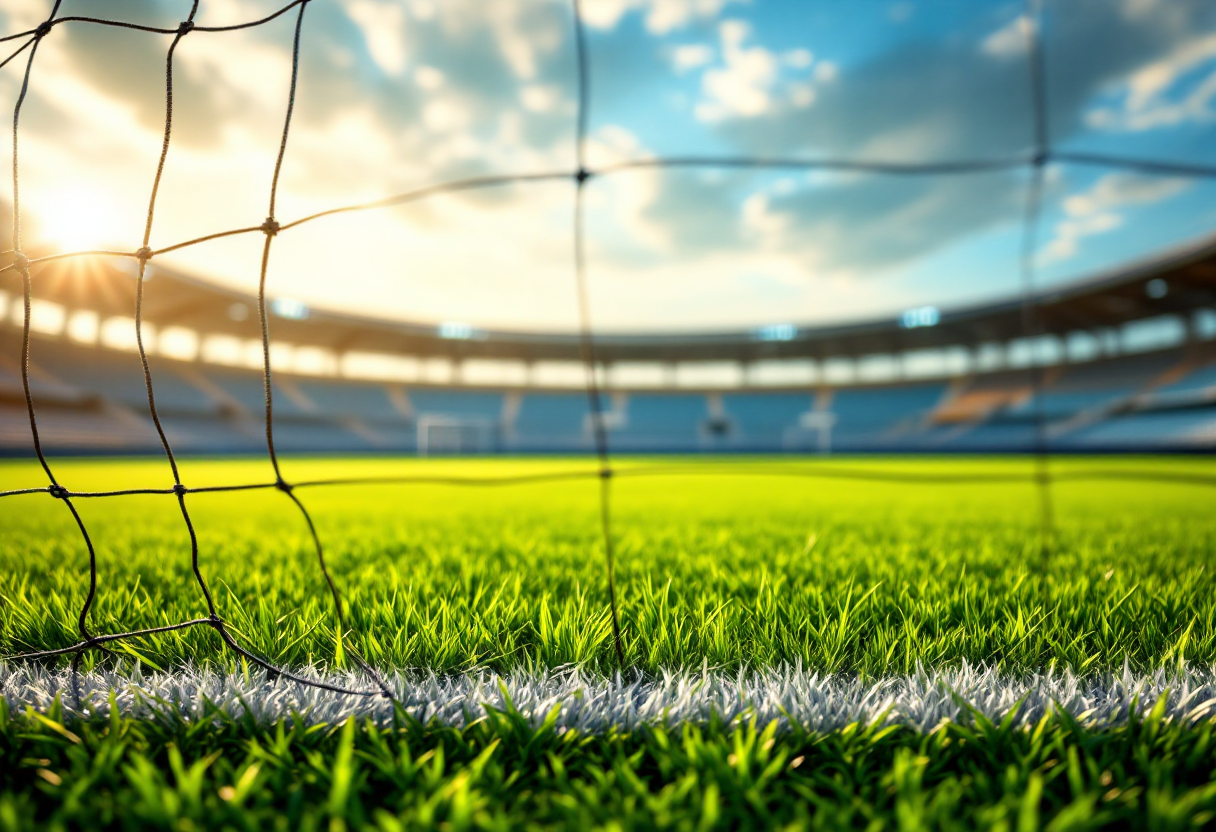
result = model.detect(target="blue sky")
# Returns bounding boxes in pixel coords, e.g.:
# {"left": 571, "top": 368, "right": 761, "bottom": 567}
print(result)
{"left": 3, "top": 0, "right": 1215, "bottom": 332}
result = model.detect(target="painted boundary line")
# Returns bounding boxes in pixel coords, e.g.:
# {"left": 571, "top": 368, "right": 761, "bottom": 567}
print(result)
{"left": 4, "top": 663, "right": 1215, "bottom": 732}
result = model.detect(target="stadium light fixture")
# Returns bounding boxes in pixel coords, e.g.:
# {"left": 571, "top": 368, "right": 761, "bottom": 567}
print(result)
{"left": 754, "top": 323, "right": 797, "bottom": 342}
{"left": 1145, "top": 278, "right": 1168, "bottom": 299}
{"left": 439, "top": 321, "right": 485, "bottom": 340}
{"left": 272, "top": 297, "right": 310, "bottom": 320}
{"left": 900, "top": 305, "right": 940, "bottom": 328}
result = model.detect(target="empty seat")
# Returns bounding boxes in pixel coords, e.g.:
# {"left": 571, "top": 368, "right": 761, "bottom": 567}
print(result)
{"left": 724, "top": 393, "right": 811, "bottom": 436}
{"left": 832, "top": 384, "right": 945, "bottom": 442}
{"left": 294, "top": 379, "right": 403, "bottom": 421}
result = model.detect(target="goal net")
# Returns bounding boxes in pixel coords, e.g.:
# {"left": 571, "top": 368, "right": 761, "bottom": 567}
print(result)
{"left": 1, "top": 0, "right": 1212, "bottom": 698}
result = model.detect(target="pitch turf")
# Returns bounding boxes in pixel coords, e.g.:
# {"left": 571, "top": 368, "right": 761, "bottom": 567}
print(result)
{"left": 1, "top": 456, "right": 1215, "bottom": 674}
{"left": 2, "top": 455, "right": 1216, "bottom": 829}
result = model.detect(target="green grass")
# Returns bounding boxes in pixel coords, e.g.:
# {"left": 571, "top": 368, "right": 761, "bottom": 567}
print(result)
{"left": 3, "top": 688, "right": 1216, "bottom": 831}
{"left": 1, "top": 455, "right": 1214, "bottom": 675}
{"left": 4, "top": 455, "right": 1216, "bottom": 830}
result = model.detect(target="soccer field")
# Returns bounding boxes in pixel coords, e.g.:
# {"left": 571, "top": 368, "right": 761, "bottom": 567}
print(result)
{"left": 3, "top": 456, "right": 1216, "bottom": 828}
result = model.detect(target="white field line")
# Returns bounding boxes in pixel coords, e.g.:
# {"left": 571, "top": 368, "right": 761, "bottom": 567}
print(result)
{"left": 3, "top": 662, "right": 1216, "bottom": 732}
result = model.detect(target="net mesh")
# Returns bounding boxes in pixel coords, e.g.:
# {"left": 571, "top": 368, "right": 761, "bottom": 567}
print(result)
{"left": 2, "top": 0, "right": 1215, "bottom": 698}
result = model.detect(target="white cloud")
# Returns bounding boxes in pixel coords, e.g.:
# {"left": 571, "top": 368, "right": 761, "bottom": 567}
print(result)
{"left": 488, "top": 2, "right": 562, "bottom": 81}
{"left": 346, "top": 0, "right": 408, "bottom": 76}
{"left": 581, "top": 0, "right": 739, "bottom": 35}
{"left": 520, "top": 84, "right": 561, "bottom": 113}
{"left": 687, "top": 22, "right": 830, "bottom": 122}
{"left": 1042, "top": 173, "right": 1189, "bottom": 262}
{"left": 813, "top": 61, "right": 838, "bottom": 83}
{"left": 579, "top": 0, "right": 635, "bottom": 30}
{"left": 981, "top": 15, "right": 1032, "bottom": 60}
{"left": 414, "top": 66, "right": 445, "bottom": 91}
{"left": 1042, "top": 212, "right": 1124, "bottom": 262}
{"left": 789, "top": 84, "right": 815, "bottom": 109}
{"left": 584, "top": 124, "right": 649, "bottom": 168}
{"left": 421, "top": 98, "right": 472, "bottom": 133}
{"left": 671, "top": 44, "right": 714, "bottom": 73}
{"left": 783, "top": 49, "right": 813, "bottom": 69}
{"left": 583, "top": 127, "right": 671, "bottom": 254}
{"left": 741, "top": 191, "right": 789, "bottom": 248}
{"left": 1087, "top": 33, "right": 1216, "bottom": 131}
{"left": 696, "top": 21, "right": 779, "bottom": 121}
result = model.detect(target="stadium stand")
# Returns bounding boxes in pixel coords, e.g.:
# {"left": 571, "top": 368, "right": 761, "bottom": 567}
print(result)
{"left": 721, "top": 392, "right": 814, "bottom": 451}
{"left": 513, "top": 393, "right": 592, "bottom": 451}
{"left": 4, "top": 322, "right": 1216, "bottom": 455}
{"left": 2, "top": 233, "right": 1216, "bottom": 456}
{"left": 611, "top": 394, "right": 708, "bottom": 452}
{"left": 830, "top": 384, "right": 948, "bottom": 448}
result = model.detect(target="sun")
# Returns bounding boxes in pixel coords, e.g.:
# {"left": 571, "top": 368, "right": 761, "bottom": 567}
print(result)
{"left": 32, "top": 185, "right": 125, "bottom": 252}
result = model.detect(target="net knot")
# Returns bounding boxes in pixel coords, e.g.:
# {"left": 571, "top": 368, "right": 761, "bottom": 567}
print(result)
{"left": 261, "top": 217, "right": 280, "bottom": 237}
{"left": 575, "top": 168, "right": 592, "bottom": 185}
{"left": 11, "top": 251, "right": 28, "bottom": 270}
{"left": 599, "top": 467, "right": 613, "bottom": 480}
{"left": 1032, "top": 150, "right": 1049, "bottom": 167}
{"left": 172, "top": 483, "right": 188, "bottom": 496}
{"left": 135, "top": 246, "right": 153, "bottom": 262}
{"left": 34, "top": 20, "right": 52, "bottom": 39}
{"left": 47, "top": 484, "right": 68, "bottom": 499}
{"left": 177, "top": 20, "right": 195, "bottom": 36}
{"left": 275, "top": 478, "right": 293, "bottom": 494}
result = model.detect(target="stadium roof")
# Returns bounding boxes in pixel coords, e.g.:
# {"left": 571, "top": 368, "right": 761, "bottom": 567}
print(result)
{"left": 16, "top": 233, "right": 1216, "bottom": 364}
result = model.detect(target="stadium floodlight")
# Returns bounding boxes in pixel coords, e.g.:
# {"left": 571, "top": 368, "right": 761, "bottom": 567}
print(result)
{"left": 1146, "top": 278, "right": 1168, "bottom": 299}
{"left": 754, "top": 323, "right": 798, "bottom": 342}
{"left": 271, "top": 297, "right": 310, "bottom": 320}
{"left": 439, "top": 321, "right": 484, "bottom": 340}
{"left": 900, "top": 305, "right": 941, "bottom": 329}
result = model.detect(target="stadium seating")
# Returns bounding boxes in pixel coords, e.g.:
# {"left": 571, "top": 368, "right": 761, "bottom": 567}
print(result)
{"left": 1155, "top": 362, "right": 1216, "bottom": 396}
{"left": 722, "top": 393, "right": 814, "bottom": 451}
{"left": 293, "top": 379, "right": 403, "bottom": 421}
{"left": 831, "top": 384, "right": 947, "bottom": 448}
{"left": 1070, "top": 409, "right": 1216, "bottom": 448}
{"left": 512, "top": 393, "right": 593, "bottom": 451}
{"left": 3, "top": 329, "right": 1216, "bottom": 456}
{"left": 608, "top": 394, "right": 711, "bottom": 451}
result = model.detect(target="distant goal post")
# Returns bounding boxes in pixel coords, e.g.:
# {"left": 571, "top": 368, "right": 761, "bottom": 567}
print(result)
{"left": 416, "top": 415, "right": 501, "bottom": 456}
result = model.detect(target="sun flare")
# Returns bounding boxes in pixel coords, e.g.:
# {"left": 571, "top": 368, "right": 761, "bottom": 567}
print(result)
{"left": 32, "top": 185, "right": 124, "bottom": 252}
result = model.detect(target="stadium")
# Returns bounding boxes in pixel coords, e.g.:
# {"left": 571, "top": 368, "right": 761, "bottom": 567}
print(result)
{"left": 2, "top": 0, "right": 1216, "bottom": 828}
{"left": 4, "top": 231, "right": 1216, "bottom": 455}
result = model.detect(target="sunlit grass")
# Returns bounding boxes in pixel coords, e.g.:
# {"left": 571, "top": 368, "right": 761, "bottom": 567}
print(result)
{"left": 2, "top": 455, "right": 1214, "bottom": 675}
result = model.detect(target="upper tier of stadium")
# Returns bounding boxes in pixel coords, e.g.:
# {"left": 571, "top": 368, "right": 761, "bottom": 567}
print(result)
{"left": 8, "top": 229, "right": 1216, "bottom": 367}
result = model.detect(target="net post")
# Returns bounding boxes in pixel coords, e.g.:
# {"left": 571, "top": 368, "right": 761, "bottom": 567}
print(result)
{"left": 1019, "top": 0, "right": 1056, "bottom": 560}
{"left": 130, "top": 0, "right": 223, "bottom": 625}
{"left": 571, "top": 0, "right": 626, "bottom": 670}
{"left": 253, "top": 0, "right": 394, "bottom": 701}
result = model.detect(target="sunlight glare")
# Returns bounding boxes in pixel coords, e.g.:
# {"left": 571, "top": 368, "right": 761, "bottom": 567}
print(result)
{"left": 33, "top": 185, "right": 125, "bottom": 252}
